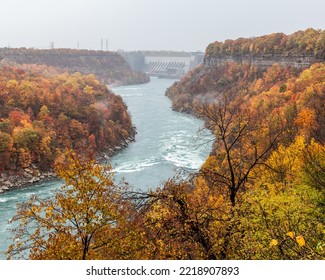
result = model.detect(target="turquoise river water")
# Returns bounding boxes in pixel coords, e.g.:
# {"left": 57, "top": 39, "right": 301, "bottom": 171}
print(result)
{"left": 0, "top": 78, "right": 213, "bottom": 259}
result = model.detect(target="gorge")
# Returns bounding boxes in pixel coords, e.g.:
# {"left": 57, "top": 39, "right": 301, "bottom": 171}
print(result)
{"left": 1, "top": 28, "right": 324, "bottom": 260}
{"left": 0, "top": 78, "right": 213, "bottom": 259}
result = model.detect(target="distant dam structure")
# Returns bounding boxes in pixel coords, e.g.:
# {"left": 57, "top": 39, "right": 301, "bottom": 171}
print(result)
{"left": 120, "top": 51, "right": 204, "bottom": 78}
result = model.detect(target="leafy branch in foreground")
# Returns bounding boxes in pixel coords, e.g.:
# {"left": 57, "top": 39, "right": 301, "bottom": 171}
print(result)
{"left": 6, "top": 150, "right": 144, "bottom": 260}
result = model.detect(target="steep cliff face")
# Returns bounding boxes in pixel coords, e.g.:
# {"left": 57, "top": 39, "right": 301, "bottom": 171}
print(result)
{"left": 205, "top": 28, "right": 325, "bottom": 64}
{"left": 203, "top": 54, "right": 321, "bottom": 69}
{"left": 0, "top": 48, "right": 149, "bottom": 85}
{"left": 167, "top": 29, "right": 325, "bottom": 115}
{"left": 165, "top": 29, "right": 325, "bottom": 143}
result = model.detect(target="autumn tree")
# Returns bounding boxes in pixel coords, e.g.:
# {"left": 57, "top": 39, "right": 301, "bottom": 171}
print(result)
{"left": 232, "top": 182, "right": 324, "bottom": 260}
{"left": 231, "top": 138, "right": 325, "bottom": 259}
{"left": 302, "top": 140, "right": 325, "bottom": 193}
{"left": 6, "top": 150, "right": 142, "bottom": 260}
{"left": 205, "top": 28, "right": 324, "bottom": 58}
{"left": 0, "top": 65, "right": 135, "bottom": 172}
{"left": 192, "top": 94, "right": 284, "bottom": 259}
{"left": 0, "top": 131, "right": 13, "bottom": 171}
{"left": 198, "top": 94, "right": 284, "bottom": 207}
{"left": 138, "top": 177, "right": 230, "bottom": 260}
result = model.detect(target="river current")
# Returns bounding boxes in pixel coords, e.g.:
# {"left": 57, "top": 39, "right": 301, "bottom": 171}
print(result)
{"left": 0, "top": 78, "right": 213, "bottom": 259}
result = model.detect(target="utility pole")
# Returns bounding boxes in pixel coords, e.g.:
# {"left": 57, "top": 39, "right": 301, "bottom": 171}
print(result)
{"left": 106, "top": 39, "right": 108, "bottom": 51}
{"left": 101, "top": 38, "right": 103, "bottom": 51}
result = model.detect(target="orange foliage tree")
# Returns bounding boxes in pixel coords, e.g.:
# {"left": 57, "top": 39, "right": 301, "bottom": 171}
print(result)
{"left": 6, "top": 150, "right": 145, "bottom": 260}
{"left": 0, "top": 65, "right": 134, "bottom": 172}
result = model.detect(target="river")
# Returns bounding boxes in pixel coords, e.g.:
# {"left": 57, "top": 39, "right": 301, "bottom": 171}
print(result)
{"left": 0, "top": 78, "right": 213, "bottom": 259}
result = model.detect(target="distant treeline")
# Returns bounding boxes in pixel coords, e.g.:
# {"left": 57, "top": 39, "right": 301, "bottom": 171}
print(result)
{"left": 5, "top": 29, "right": 325, "bottom": 261}
{"left": 0, "top": 48, "right": 149, "bottom": 85}
{"left": 206, "top": 28, "right": 325, "bottom": 59}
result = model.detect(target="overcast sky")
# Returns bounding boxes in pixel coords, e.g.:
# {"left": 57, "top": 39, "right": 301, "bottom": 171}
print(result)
{"left": 1, "top": 0, "right": 324, "bottom": 52}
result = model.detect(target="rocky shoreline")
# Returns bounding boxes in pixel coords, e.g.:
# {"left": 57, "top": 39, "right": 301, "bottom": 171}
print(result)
{"left": 0, "top": 128, "right": 137, "bottom": 195}
{"left": 0, "top": 166, "right": 57, "bottom": 194}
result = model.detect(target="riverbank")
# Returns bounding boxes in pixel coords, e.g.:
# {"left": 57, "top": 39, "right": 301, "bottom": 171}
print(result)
{"left": 0, "top": 129, "right": 136, "bottom": 195}
{"left": 0, "top": 168, "right": 57, "bottom": 194}
{"left": 0, "top": 78, "right": 213, "bottom": 260}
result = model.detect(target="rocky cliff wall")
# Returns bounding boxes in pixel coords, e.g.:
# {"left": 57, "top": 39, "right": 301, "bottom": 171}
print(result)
{"left": 203, "top": 54, "right": 323, "bottom": 69}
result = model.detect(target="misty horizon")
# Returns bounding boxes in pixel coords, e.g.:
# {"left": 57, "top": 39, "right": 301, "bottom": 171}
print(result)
{"left": 1, "top": 0, "right": 324, "bottom": 52}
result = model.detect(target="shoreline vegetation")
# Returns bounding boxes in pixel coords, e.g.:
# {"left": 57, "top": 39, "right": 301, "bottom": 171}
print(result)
{"left": 2, "top": 28, "right": 325, "bottom": 260}
{"left": 0, "top": 64, "right": 139, "bottom": 194}
{"left": 0, "top": 130, "right": 136, "bottom": 194}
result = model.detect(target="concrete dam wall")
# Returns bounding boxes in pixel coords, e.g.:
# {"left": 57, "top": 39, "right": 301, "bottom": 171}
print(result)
{"left": 121, "top": 51, "right": 204, "bottom": 78}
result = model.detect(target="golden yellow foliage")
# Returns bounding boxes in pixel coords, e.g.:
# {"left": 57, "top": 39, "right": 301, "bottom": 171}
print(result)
{"left": 286, "top": 232, "right": 295, "bottom": 239}
{"left": 270, "top": 239, "right": 279, "bottom": 246}
{"left": 6, "top": 150, "right": 143, "bottom": 260}
{"left": 296, "top": 236, "right": 306, "bottom": 247}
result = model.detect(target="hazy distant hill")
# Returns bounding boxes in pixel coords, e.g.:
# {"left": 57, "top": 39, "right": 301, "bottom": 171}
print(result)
{"left": 166, "top": 28, "right": 325, "bottom": 141}
{"left": 0, "top": 48, "right": 149, "bottom": 85}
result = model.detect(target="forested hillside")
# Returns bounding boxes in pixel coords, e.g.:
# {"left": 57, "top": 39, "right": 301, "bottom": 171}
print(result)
{"left": 0, "top": 48, "right": 149, "bottom": 85}
{"left": 167, "top": 61, "right": 325, "bottom": 142}
{"left": 0, "top": 64, "right": 135, "bottom": 187}
{"left": 161, "top": 29, "right": 325, "bottom": 259}
{"left": 205, "top": 28, "right": 325, "bottom": 58}
{"left": 5, "top": 29, "right": 325, "bottom": 260}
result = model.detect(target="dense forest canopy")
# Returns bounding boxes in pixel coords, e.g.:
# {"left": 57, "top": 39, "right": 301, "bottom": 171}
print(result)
{"left": 161, "top": 29, "right": 325, "bottom": 260}
{"left": 0, "top": 64, "right": 134, "bottom": 172}
{"left": 166, "top": 62, "right": 325, "bottom": 142}
{"left": 206, "top": 28, "right": 325, "bottom": 59}
{"left": 4, "top": 29, "right": 325, "bottom": 260}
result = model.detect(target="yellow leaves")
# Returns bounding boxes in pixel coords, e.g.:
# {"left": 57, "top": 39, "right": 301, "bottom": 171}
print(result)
{"left": 6, "top": 79, "right": 19, "bottom": 90}
{"left": 146, "top": 201, "right": 171, "bottom": 229}
{"left": 5, "top": 244, "right": 15, "bottom": 259}
{"left": 20, "top": 119, "right": 33, "bottom": 128}
{"left": 191, "top": 176, "right": 225, "bottom": 211}
{"left": 259, "top": 136, "right": 306, "bottom": 183}
{"left": 17, "top": 148, "right": 32, "bottom": 168}
{"left": 83, "top": 85, "right": 94, "bottom": 95}
{"left": 298, "top": 68, "right": 313, "bottom": 84}
{"left": 270, "top": 239, "right": 279, "bottom": 246}
{"left": 294, "top": 108, "right": 317, "bottom": 137}
{"left": 296, "top": 236, "right": 306, "bottom": 247}
{"left": 6, "top": 149, "right": 137, "bottom": 260}
{"left": 302, "top": 140, "right": 325, "bottom": 190}
{"left": 286, "top": 231, "right": 295, "bottom": 239}
{"left": 0, "top": 131, "right": 13, "bottom": 153}
{"left": 31, "top": 205, "right": 39, "bottom": 213}
{"left": 45, "top": 206, "right": 54, "bottom": 219}
{"left": 240, "top": 176, "right": 324, "bottom": 259}
{"left": 286, "top": 232, "right": 306, "bottom": 247}
{"left": 270, "top": 235, "right": 306, "bottom": 248}
{"left": 251, "top": 78, "right": 264, "bottom": 93}
{"left": 142, "top": 177, "right": 232, "bottom": 260}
